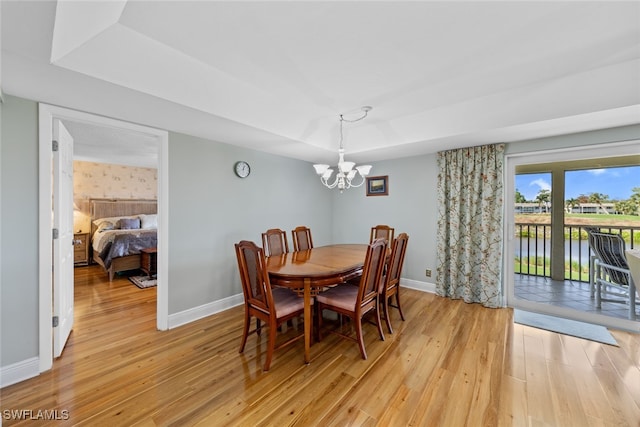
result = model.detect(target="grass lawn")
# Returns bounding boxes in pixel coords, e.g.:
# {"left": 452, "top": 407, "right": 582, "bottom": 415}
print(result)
{"left": 515, "top": 257, "right": 590, "bottom": 282}
{"left": 516, "top": 213, "right": 640, "bottom": 226}
{"left": 566, "top": 213, "right": 640, "bottom": 222}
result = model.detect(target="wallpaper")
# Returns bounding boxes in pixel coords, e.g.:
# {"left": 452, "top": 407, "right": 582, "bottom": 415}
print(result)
{"left": 73, "top": 160, "right": 157, "bottom": 233}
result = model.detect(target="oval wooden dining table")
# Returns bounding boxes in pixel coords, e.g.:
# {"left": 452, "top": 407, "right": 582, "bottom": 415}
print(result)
{"left": 266, "top": 244, "right": 368, "bottom": 363}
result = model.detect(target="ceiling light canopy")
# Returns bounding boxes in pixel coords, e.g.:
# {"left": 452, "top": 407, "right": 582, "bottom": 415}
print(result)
{"left": 313, "top": 106, "right": 373, "bottom": 193}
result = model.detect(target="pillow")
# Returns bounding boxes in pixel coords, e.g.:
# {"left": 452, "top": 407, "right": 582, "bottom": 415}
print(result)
{"left": 116, "top": 218, "right": 141, "bottom": 230}
{"left": 96, "top": 222, "right": 114, "bottom": 233}
{"left": 93, "top": 216, "right": 133, "bottom": 227}
{"left": 138, "top": 214, "right": 158, "bottom": 230}
{"left": 93, "top": 217, "right": 116, "bottom": 227}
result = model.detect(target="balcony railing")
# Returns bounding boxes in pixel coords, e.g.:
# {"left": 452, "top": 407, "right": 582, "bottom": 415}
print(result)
{"left": 515, "top": 223, "right": 639, "bottom": 282}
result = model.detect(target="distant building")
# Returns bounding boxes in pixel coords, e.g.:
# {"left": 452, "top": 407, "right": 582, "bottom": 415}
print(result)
{"left": 515, "top": 202, "right": 616, "bottom": 214}
{"left": 569, "top": 203, "right": 615, "bottom": 214}
{"left": 515, "top": 203, "right": 546, "bottom": 214}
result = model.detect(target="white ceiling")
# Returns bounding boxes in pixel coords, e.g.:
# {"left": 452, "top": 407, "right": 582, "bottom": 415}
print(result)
{"left": 2, "top": 1, "right": 639, "bottom": 168}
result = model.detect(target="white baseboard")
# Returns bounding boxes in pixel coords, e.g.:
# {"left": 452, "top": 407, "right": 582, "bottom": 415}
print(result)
{"left": 0, "top": 357, "right": 39, "bottom": 388}
{"left": 401, "top": 278, "right": 436, "bottom": 294}
{"left": 168, "top": 280, "right": 435, "bottom": 330}
{"left": 168, "top": 293, "right": 244, "bottom": 329}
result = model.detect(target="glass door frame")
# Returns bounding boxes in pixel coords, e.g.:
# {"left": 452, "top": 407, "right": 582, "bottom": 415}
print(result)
{"left": 504, "top": 140, "right": 640, "bottom": 332}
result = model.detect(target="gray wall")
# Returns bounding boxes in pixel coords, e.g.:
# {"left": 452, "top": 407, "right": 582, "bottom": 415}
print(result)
{"left": 1, "top": 95, "right": 39, "bottom": 365}
{"left": 167, "top": 132, "right": 333, "bottom": 313}
{"left": 1, "top": 92, "right": 638, "bottom": 371}
{"left": 331, "top": 154, "right": 439, "bottom": 283}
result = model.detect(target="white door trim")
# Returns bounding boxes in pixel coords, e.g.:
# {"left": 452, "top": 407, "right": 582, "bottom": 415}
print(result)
{"left": 38, "top": 104, "right": 169, "bottom": 372}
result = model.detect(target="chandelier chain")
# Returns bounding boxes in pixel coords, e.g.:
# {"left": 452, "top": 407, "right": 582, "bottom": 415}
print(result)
{"left": 339, "top": 108, "right": 370, "bottom": 150}
{"left": 312, "top": 106, "right": 373, "bottom": 192}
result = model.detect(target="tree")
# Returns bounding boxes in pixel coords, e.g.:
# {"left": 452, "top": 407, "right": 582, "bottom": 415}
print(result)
{"left": 588, "top": 192, "right": 610, "bottom": 214}
{"left": 535, "top": 189, "right": 551, "bottom": 213}
{"left": 627, "top": 187, "right": 640, "bottom": 216}
{"left": 576, "top": 194, "right": 590, "bottom": 204}
{"left": 614, "top": 200, "right": 636, "bottom": 215}
{"left": 515, "top": 189, "right": 526, "bottom": 203}
{"left": 565, "top": 198, "right": 578, "bottom": 214}
{"left": 588, "top": 192, "right": 609, "bottom": 203}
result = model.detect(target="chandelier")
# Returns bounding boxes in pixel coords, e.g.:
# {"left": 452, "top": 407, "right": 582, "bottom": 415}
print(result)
{"left": 313, "top": 106, "right": 373, "bottom": 192}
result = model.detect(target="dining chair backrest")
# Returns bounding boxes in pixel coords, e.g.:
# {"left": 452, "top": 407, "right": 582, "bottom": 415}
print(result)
{"left": 588, "top": 231, "right": 630, "bottom": 286}
{"left": 370, "top": 225, "right": 395, "bottom": 245}
{"left": 292, "top": 226, "right": 314, "bottom": 251}
{"left": 235, "top": 240, "right": 274, "bottom": 315}
{"left": 382, "top": 233, "right": 410, "bottom": 294}
{"left": 358, "top": 238, "right": 389, "bottom": 306}
{"left": 262, "top": 228, "right": 289, "bottom": 257}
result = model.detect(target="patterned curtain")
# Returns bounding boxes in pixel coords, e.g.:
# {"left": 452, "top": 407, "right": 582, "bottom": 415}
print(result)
{"left": 436, "top": 144, "right": 505, "bottom": 308}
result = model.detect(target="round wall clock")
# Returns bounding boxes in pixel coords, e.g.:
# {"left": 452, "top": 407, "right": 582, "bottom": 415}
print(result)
{"left": 234, "top": 161, "right": 251, "bottom": 178}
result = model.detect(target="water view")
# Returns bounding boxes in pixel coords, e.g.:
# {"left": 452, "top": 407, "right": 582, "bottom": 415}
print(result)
{"left": 515, "top": 166, "right": 640, "bottom": 283}
{"left": 515, "top": 237, "right": 592, "bottom": 265}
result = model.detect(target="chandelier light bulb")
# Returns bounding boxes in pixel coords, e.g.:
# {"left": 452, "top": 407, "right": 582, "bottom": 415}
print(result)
{"left": 356, "top": 165, "right": 372, "bottom": 176}
{"left": 313, "top": 164, "right": 329, "bottom": 175}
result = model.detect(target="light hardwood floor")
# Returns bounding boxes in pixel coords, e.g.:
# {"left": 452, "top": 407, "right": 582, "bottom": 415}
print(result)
{"left": 1, "top": 265, "right": 639, "bottom": 426}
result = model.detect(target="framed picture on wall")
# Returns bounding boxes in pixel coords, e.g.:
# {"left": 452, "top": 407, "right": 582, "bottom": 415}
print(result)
{"left": 366, "top": 175, "right": 388, "bottom": 196}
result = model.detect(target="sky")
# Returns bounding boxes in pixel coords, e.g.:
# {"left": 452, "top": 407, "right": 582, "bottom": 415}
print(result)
{"left": 516, "top": 165, "right": 640, "bottom": 202}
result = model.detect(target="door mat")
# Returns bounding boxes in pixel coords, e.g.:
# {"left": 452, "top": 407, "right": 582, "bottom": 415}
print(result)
{"left": 129, "top": 275, "right": 157, "bottom": 289}
{"left": 514, "top": 309, "right": 618, "bottom": 346}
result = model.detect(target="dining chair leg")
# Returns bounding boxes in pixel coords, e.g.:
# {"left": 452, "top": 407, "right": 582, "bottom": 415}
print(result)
{"left": 383, "top": 296, "right": 393, "bottom": 334}
{"left": 256, "top": 318, "right": 262, "bottom": 336}
{"left": 316, "top": 306, "right": 323, "bottom": 342}
{"left": 374, "top": 299, "right": 385, "bottom": 342}
{"left": 355, "top": 317, "right": 367, "bottom": 360}
{"left": 264, "top": 322, "right": 277, "bottom": 371}
{"left": 239, "top": 311, "right": 251, "bottom": 353}
{"left": 395, "top": 291, "right": 405, "bottom": 321}
{"left": 312, "top": 305, "right": 319, "bottom": 344}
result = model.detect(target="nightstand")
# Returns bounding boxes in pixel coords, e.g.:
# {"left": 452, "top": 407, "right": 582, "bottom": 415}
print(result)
{"left": 140, "top": 247, "right": 157, "bottom": 278}
{"left": 74, "top": 233, "right": 89, "bottom": 266}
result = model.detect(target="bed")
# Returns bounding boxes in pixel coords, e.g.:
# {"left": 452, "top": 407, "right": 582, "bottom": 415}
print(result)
{"left": 90, "top": 199, "right": 158, "bottom": 281}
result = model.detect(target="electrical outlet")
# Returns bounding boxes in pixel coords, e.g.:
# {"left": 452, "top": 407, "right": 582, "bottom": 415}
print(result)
{"left": 425, "top": 268, "right": 432, "bottom": 277}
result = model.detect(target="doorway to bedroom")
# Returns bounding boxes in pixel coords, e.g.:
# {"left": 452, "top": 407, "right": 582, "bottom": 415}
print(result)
{"left": 38, "top": 104, "right": 169, "bottom": 372}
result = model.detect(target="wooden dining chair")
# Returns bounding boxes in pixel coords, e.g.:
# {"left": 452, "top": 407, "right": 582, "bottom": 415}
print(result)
{"left": 380, "top": 233, "right": 409, "bottom": 333}
{"left": 292, "top": 226, "right": 314, "bottom": 251}
{"left": 235, "top": 240, "right": 307, "bottom": 371}
{"left": 261, "top": 228, "right": 290, "bottom": 257}
{"left": 370, "top": 224, "right": 395, "bottom": 244}
{"left": 315, "top": 238, "right": 388, "bottom": 360}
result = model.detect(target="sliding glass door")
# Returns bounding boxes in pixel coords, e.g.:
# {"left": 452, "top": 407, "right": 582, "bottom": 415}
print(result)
{"left": 505, "top": 143, "right": 640, "bottom": 332}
